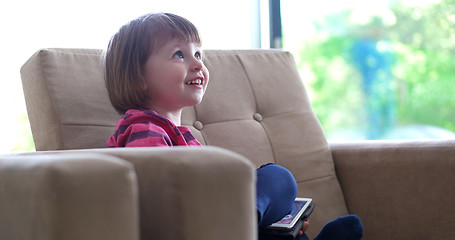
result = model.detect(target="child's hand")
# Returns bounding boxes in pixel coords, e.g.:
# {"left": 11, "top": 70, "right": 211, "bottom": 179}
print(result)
{"left": 298, "top": 220, "right": 310, "bottom": 236}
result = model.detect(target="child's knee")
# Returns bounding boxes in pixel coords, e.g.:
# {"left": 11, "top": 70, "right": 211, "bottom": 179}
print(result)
{"left": 257, "top": 164, "right": 297, "bottom": 207}
{"left": 257, "top": 163, "right": 297, "bottom": 199}
{"left": 256, "top": 164, "right": 298, "bottom": 227}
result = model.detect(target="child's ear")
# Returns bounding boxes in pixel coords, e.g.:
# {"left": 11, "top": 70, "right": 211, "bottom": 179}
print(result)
{"left": 141, "top": 80, "right": 148, "bottom": 93}
{"left": 138, "top": 77, "right": 149, "bottom": 103}
{"left": 138, "top": 73, "right": 148, "bottom": 91}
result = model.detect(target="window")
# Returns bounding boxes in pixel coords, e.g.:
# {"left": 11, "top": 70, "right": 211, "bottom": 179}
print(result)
{"left": 281, "top": 0, "right": 455, "bottom": 140}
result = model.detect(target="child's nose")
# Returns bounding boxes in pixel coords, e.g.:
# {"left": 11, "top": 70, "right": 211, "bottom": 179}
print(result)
{"left": 191, "top": 58, "right": 204, "bottom": 71}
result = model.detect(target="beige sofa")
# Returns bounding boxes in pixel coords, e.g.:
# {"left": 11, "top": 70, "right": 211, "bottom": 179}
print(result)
{"left": 1, "top": 48, "right": 454, "bottom": 240}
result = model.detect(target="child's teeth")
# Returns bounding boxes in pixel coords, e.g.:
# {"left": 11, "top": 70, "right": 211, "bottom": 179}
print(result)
{"left": 187, "top": 79, "right": 202, "bottom": 85}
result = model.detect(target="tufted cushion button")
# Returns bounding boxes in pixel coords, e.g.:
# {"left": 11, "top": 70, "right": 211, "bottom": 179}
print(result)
{"left": 193, "top": 121, "right": 203, "bottom": 130}
{"left": 253, "top": 113, "right": 263, "bottom": 122}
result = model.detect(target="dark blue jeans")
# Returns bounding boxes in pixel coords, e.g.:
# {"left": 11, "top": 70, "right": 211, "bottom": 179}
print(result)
{"left": 256, "top": 164, "right": 364, "bottom": 240}
{"left": 256, "top": 163, "right": 297, "bottom": 228}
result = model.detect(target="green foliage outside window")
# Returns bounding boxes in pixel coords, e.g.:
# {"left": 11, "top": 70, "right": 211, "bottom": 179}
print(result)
{"left": 292, "top": 0, "right": 455, "bottom": 139}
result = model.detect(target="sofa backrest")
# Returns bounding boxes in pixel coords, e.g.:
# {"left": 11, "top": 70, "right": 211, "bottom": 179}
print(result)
{"left": 21, "top": 49, "right": 116, "bottom": 150}
{"left": 21, "top": 48, "right": 348, "bottom": 233}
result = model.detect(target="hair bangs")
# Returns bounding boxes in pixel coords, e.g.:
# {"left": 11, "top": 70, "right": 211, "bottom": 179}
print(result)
{"left": 144, "top": 13, "right": 201, "bottom": 55}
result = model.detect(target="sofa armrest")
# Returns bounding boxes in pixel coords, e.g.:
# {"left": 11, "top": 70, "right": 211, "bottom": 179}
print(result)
{"left": 79, "top": 146, "right": 257, "bottom": 240}
{"left": 2, "top": 147, "right": 256, "bottom": 240}
{"left": 0, "top": 152, "right": 139, "bottom": 240}
{"left": 330, "top": 139, "right": 455, "bottom": 240}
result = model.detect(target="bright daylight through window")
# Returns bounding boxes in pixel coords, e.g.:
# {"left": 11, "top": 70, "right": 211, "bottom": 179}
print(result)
{"left": 281, "top": 0, "right": 455, "bottom": 140}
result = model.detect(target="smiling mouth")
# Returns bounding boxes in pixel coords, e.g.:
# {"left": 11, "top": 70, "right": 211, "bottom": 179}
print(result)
{"left": 186, "top": 79, "right": 203, "bottom": 85}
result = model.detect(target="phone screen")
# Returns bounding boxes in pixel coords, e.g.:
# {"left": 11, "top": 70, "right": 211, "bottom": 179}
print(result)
{"left": 268, "top": 198, "right": 312, "bottom": 229}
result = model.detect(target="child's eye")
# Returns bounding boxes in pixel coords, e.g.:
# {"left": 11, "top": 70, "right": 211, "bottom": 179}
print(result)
{"left": 173, "top": 51, "right": 183, "bottom": 59}
{"left": 195, "top": 51, "right": 202, "bottom": 60}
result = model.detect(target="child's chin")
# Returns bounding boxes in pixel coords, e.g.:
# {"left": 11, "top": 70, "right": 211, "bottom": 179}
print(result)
{"left": 185, "top": 98, "right": 204, "bottom": 107}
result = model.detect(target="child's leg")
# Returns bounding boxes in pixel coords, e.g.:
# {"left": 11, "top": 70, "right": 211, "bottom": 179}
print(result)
{"left": 314, "top": 215, "right": 363, "bottom": 240}
{"left": 296, "top": 233, "right": 310, "bottom": 240}
{"left": 256, "top": 163, "right": 298, "bottom": 228}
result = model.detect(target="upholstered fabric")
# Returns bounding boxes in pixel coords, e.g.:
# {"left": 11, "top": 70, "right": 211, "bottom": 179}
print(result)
{"left": 1, "top": 146, "right": 256, "bottom": 240}
{"left": 21, "top": 48, "right": 347, "bottom": 236}
{"left": 331, "top": 140, "right": 455, "bottom": 239}
{"left": 0, "top": 152, "right": 139, "bottom": 240}
{"left": 20, "top": 49, "right": 119, "bottom": 150}
{"left": 87, "top": 146, "right": 257, "bottom": 240}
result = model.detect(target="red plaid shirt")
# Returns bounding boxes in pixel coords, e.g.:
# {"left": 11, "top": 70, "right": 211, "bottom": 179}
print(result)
{"left": 107, "top": 109, "right": 201, "bottom": 147}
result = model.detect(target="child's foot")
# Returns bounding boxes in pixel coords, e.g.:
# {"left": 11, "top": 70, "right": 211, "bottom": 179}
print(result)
{"left": 314, "top": 215, "right": 363, "bottom": 240}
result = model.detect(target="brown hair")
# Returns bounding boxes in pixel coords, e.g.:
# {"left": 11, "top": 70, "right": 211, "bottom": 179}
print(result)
{"left": 104, "top": 12, "right": 201, "bottom": 114}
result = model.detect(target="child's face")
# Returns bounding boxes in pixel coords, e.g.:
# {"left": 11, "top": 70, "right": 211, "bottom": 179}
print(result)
{"left": 142, "top": 38, "right": 209, "bottom": 112}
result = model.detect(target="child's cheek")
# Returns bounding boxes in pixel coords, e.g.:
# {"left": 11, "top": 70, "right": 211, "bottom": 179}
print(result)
{"left": 204, "top": 68, "right": 210, "bottom": 85}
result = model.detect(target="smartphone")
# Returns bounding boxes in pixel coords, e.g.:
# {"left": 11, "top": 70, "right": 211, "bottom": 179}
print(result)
{"left": 266, "top": 197, "right": 314, "bottom": 230}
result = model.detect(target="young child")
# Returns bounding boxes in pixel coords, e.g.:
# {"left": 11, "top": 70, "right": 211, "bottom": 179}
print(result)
{"left": 104, "top": 12, "right": 362, "bottom": 240}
